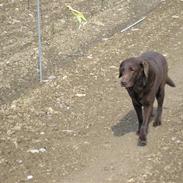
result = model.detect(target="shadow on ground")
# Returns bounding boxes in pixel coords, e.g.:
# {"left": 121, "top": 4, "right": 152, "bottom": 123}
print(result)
{"left": 111, "top": 110, "right": 138, "bottom": 136}
{"left": 112, "top": 106, "right": 169, "bottom": 137}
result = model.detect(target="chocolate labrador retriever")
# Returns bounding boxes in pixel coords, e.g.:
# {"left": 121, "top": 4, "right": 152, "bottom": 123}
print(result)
{"left": 119, "top": 51, "right": 175, "bottom": 145}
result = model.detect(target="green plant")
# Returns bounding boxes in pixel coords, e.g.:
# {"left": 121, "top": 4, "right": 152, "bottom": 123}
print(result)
{"left": 66, "top": 5, "right": 87, "bottom": 28}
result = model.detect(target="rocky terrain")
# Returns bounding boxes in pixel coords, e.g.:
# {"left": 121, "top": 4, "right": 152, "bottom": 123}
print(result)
{"left": 0, "top": 0, "right": 183, "bottom": 183}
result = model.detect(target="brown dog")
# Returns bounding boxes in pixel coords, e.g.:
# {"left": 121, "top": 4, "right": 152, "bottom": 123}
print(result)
{"left": 119, "top": 51, "right": 175, "bottom": 145}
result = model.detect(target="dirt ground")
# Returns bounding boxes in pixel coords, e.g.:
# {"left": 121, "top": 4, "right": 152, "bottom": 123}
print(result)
{"left": 0, "top": 0, "right": 183, "bottom": 183}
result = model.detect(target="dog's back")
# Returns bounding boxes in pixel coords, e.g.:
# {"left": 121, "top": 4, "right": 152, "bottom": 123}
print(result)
{"left": 140, "top": 51, "right": 167, "bottom": 75}
{"left": 139, "top": 51, "right": 175, "bottom": 87}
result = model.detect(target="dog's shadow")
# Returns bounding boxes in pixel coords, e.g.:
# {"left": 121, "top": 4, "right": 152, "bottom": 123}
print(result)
{"left": 112, "top": 107, "right": 162, "bottom": 136}
{"left": 111, "top": 110, "right": 138, "bottom": 136}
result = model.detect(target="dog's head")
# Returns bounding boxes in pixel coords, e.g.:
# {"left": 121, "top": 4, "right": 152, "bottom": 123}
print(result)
{"left": 119, "top": 57, "right": 149, "bottom": 88}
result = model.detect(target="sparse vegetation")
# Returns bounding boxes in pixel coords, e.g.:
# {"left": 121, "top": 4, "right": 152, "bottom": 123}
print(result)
{"left": 1, "top": 1, "right": 183, "bottom": 183}
{"left": 66, "top": 5, "right": 87, "bottom": 28}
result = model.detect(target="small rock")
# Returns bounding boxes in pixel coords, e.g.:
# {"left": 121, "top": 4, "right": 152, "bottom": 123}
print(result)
{"left": 131, "top": 28, "right": 140, "bottom": 31}
{"left": 142, "top": 174, "right": 147, "bottom": 178}
{"left": 87, "top": 54, "right": 93, "bottom": 59}
{"left": 102, "top": 38, "right": 109, "bottom": 41}
{"left": 7, "top": 130, "right": 15, "bottom": 135}
{"left": 27, "top": 148, "right": 47, "bottom": 153}
{"left": 162, "top": 146, "right": 169, "bottom": 150}
{"left": 128, "top": 178, "right": 135, "bottom": 183}
{"left": 39, "top": 148, "right": 47, "bottom": 153}
{"left": 109, "top": 65, "right": 118, "bottom": 69}
{"left": 47, "top": 107, "right": 58, "bottom": 114}
{"left": 11, "top": 103, "right": 16, "bottom": 109}
{"left": 63, "top": 75, "right": 67, "bottom": 80}
{"left": 27, "top": 175, "right": 33, "bottom": 180}
{"left": 29, "top": 14, "right": 33, "bottom": 18}
{"left": 75, "top": 93, "right": 86, "bottom": 97}
{"left": 17, "top": 159, "right": 23, "bottom": 164}
{"left": 40, "top": 131, "right": 45, "bottom": 135}
{"left": 172, "top": 15, "right": 179, "bottom": 19}
{"left": 13, "top": 124, "right": 22, "bottom": 131}
{"left": 62, "top": 130, "right": 74, "bottom": 133}
{"left": 176, "top": 140, "right": 181, "bottom": 144}
{"left": 27, "top": 149, "right": 39, "bottom": 153}
{"left": 48, "top": 75, "right": 56, "bottom": 80}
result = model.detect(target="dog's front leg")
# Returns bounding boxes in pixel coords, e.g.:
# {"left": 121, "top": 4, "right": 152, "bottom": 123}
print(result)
{"left": 139, "top": 104, "right": 153, "bottom": 145}
{"left": 132, "top": 102, "right": 143, "bottom": 135}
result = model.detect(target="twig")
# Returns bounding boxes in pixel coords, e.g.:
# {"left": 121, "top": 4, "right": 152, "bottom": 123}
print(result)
{"left": 121, "top": 16, "right": 146, "bottom": 33}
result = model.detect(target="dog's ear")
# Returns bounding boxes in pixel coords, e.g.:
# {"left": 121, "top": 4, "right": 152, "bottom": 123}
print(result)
{"left": 119, "top": 63, "right": 123, "bottom": 78}
{"left": 140, "top": 61, "right": 149, "bottom": 78}
{"left": 119, "top": 70, "right": 122, "bottom": 78}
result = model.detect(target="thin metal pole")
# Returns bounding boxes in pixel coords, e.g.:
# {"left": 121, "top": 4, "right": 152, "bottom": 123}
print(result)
{"left": 121, "top": 16, "right": 146, "bottom": 33}
{"left": 36, "top": 0, "right": 43, "bottom": 81}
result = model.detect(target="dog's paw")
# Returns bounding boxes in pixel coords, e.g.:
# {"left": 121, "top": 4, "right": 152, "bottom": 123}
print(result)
{"left": 138, "top": 128, "right": 147, "bottom": 146}
{"left": 153, "top": 121, "right": 161, "bottom": 127}
{"left": 138, "top": 139, "right": 147, "bottom": 146}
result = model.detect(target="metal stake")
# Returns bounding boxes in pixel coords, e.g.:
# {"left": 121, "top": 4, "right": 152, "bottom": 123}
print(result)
{"left": 36, "top": 0, "right": 43, "bottom": 81}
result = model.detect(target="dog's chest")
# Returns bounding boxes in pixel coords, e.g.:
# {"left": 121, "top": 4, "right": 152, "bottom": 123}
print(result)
{"left": 128, "top": 89, "right": 148, "bottom": 105}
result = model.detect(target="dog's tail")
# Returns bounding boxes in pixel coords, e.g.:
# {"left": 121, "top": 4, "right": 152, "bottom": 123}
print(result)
{"left": 166, "top": 77, "right": 175, "bottom": 87}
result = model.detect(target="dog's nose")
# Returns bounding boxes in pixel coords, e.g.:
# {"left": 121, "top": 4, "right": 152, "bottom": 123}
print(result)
{"left": 121, "top": 81, "right": 127, "bottom": 86}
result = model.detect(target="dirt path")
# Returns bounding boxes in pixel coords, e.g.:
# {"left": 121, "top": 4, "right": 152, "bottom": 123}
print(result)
{"left": 0, "top": 0, "right": 183, "bottom": 183}
{"left": 61, "top": 1, "right": 183, "bottom": 182}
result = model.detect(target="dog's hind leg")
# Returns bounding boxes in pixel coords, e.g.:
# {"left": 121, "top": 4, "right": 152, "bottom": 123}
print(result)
{"left": 153, "top": 86, "right": 165, "bottom": 127}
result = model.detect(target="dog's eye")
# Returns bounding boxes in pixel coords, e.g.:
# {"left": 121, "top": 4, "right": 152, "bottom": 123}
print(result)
{"left": 129, "top": 67, "right": 135, "bottom": 72}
